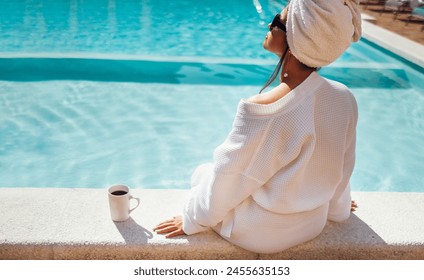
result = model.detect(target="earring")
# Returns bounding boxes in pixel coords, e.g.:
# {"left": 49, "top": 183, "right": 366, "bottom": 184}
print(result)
{"left": 283, "top": 73, "right": 288, "bottom": 78}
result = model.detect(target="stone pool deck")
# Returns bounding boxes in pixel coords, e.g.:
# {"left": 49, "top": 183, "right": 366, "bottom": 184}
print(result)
{"left": 361, "top": 19, "right": 424, "bottom": 68}
{"left": 0, "top": 188, "right": 423, "bottom": 260}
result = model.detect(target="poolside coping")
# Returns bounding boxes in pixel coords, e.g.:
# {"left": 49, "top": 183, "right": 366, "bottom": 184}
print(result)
{"left": 361, "top": 17, "right": 424, "bottom": 69}
{"left": 0, "top": 188, "right": 423, "bottom": 260}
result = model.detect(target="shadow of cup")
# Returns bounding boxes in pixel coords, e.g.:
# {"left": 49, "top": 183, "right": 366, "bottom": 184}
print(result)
{"left": 114, "top": 217, "right": 153, "bottom": 244}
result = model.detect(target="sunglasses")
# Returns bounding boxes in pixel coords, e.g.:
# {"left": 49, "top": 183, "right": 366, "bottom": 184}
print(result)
{"left": 269, "top": 14, "right": 286, "bottom": 32}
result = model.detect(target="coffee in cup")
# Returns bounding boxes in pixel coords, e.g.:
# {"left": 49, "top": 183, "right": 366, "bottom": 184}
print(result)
{"left": 108, "top": 185, "right": 140, "bottom": 222}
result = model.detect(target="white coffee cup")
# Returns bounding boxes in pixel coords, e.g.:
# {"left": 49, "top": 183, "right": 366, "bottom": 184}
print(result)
{"left": 108, "top": 185, "right": 140, "bottom": 222}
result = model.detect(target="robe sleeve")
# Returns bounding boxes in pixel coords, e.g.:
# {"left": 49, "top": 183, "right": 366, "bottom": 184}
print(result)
{"left": 182, "top": 163, "right": 264, "bottom": 235}
{"left": 328, "top": 94, "right": 358, "bottom": 222}
{"left": 182, "top": 109, "right": 271, "bottom": 235}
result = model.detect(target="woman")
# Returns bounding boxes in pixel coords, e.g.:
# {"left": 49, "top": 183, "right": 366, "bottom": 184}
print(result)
{"left": 154, "top": 0, "right": 361, "bottom": 254}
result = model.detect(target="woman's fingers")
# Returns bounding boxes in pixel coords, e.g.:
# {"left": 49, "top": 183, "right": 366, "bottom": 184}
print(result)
{"left": 154, "top": 224, "right": 176, "bottom": 233}
{"left": 154, "top": 218, "right": 176, "bottom": 228}
{"left": 154, "top": 216, "right": 185, "bottom": 238}
{"left": 155, "top": 225, "right": 185, "bottom": 238}
{"left": 351, "top": 200, "right": 358, "bottom": 212}
{"left": 153, "top": 222, "right": 174, "bottom": 231}
{"left": 154, "top": 218, "right": 179, "bottom": 230}
{"left": 165, "top": 228, "right": 185, "bottom": 238}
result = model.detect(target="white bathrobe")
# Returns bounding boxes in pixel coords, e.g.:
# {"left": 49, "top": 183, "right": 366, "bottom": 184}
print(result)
{"left": 182, "top": 72, "right": 358, "bottom": 253}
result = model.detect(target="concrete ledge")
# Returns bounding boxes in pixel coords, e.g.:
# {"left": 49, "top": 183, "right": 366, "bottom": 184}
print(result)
{"left": 361, "top": 18, "right": 424, "bottom": 69}
{"left": 0, "top": 188, "right": 423, "bottom": 260}
{"left": 361, "top": 13, "right": 377, "bottom": 23}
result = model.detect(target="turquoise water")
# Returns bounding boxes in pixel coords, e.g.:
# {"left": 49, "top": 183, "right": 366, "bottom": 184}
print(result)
{"left": 0, "top": 0, "right": 282, "bottom": 59}
{"left": 0, "top": 0, "right": 423, "bottom": 191}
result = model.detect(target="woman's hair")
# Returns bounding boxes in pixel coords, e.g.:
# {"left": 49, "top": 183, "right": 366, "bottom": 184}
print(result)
{"left": 258, "top": 47, "right": 289, "bottom": 94}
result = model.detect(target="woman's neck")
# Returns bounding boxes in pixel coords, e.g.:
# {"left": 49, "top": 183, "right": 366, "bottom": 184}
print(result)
{"left": 280, "top": 50, "right": 315, "bottom": 91}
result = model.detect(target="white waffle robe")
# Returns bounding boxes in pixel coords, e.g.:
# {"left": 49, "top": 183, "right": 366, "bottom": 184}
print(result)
{"left": 182, "top": 72, "right": 358, "bottom": 253}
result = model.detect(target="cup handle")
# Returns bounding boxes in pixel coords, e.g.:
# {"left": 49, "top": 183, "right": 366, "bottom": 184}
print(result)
{"left": 129, "top": 196, "right": 140, "bottom": 213}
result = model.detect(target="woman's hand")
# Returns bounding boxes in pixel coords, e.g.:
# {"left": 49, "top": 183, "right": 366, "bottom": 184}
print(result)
{"left": 351, "top": 200, "right": 358, "bottom": 212}
{"left": 154, "top": 216, "right": 186, "bottom": 238}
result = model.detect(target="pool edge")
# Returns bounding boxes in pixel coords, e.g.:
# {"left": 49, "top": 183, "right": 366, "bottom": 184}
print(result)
{"left": 0, "top": 188, "right": 423, "bottom": 260}
{"left": 361, "top": 18, "right": 424, "bottom": 69}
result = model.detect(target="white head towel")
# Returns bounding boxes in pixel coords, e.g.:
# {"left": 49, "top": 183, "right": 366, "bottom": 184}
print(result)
{"left": 286, "top": 0, "right": 362, "bottom": 68}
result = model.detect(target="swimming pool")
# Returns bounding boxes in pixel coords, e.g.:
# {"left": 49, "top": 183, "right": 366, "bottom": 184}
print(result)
{"left": 0, "top": 0, "right": 423, "bottom": 192}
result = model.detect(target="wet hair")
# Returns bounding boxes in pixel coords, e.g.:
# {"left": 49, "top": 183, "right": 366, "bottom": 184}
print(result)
{"left": 258, "top": 47, "right": 289, "bottom": 94}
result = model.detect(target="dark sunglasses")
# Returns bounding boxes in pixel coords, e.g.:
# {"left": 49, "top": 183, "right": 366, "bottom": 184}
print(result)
{"left": 269, "top": 14, "right": 286, "bottom": 32}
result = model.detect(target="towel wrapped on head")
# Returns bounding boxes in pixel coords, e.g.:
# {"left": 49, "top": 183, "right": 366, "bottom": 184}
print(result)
{"left": 286, "top": 0, "right": 362, "bottom": 68}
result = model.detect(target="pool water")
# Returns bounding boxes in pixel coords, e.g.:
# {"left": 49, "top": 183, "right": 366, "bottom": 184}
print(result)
{"left": 0, "top": 0, "right": 423, "bottom": 191}
{"left": 0, "top": 81, "right": 248, "bottom": 189}
{"left": 0, "top": 0, "right": 283, "bottom": 59}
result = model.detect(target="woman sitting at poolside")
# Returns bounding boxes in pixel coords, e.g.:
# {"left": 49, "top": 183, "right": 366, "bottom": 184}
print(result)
{"left": 154, "top": 0, "right": 361, "bottom": 254}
